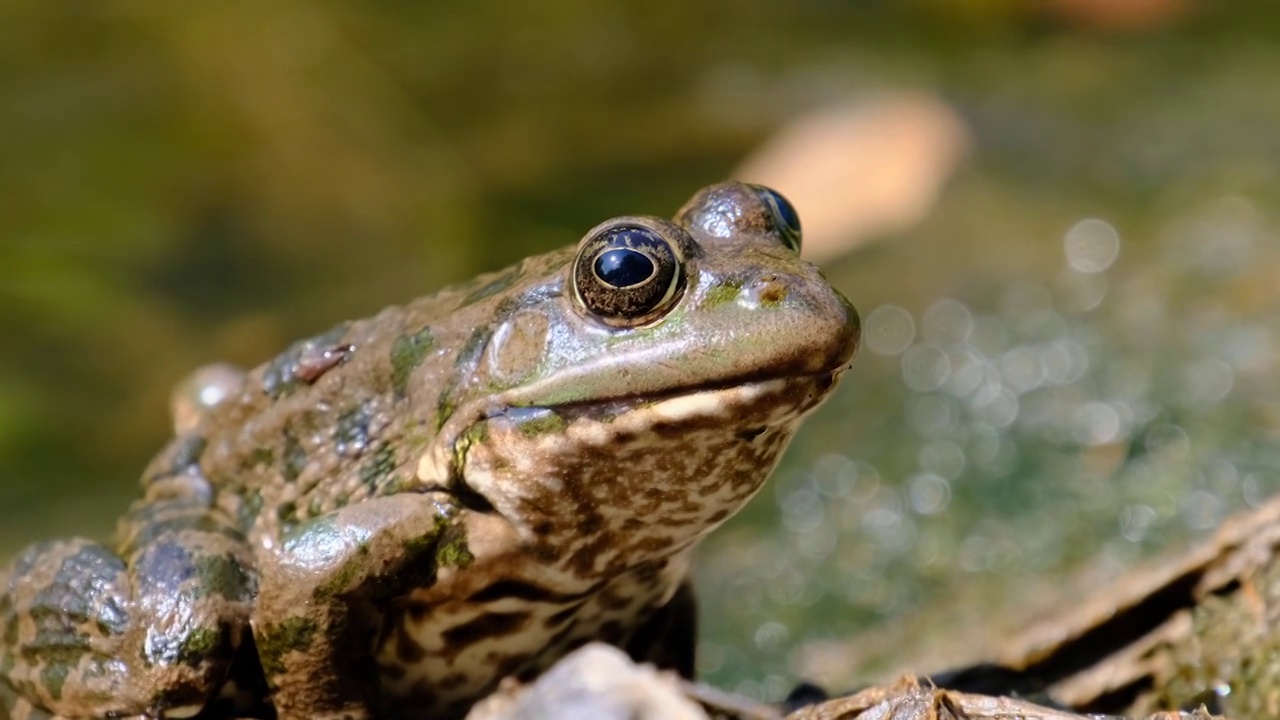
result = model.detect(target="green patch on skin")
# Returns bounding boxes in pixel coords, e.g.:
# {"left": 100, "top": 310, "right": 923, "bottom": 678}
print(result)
{"left": 516, "top": 410, "right": 566, "bottom": 437}
{"left": 258, "top": 617, "right": 318, "bottom": 677}
{"left": 703, "top": 277, "right": 745, "bottom": 308}
{"left": 461, "top": 267, "right": 521, "bottom": 307}
{"left": 40, "top": 662, "right": 69, "bottom": 701}
{"left": 244, "top": 446, "right": 274, "bottom": 470}
{"left": 282, "top": 431, "right": 307, "bottom": 482}
{"left": 390, "top": 326, "right": 436, "bottom": 399}
{"left": 334, "top": 406, "right": 371, "bottom": 456}
{"left": 239, "top": 492, "right": 264, "bottom": 528}
{"left": 380, "top": 475, "right": 408, "bottom": 495}
{"left": 433, "top": 515, "right": 474, "bottom": 569}
{"left": 436, "top": 327, "right": 493, "bottom": 430}
{"left": 313, "top": 543, "right": 371, "bottom": 602}
{"left": 436, "top": 387, "right": 457, "bottom": 432}
{"left": 176, "top": 626, "right": 224, "bottom": 664}
{"left": 396, "top": 533, "right": 444, "bottom": 590}
{"left": 359, "top": 443, "right": 397, "bottom": 489}
{"left": 194, "top": 554, "right": 254, "bottom": 603}
{"left": 452, "top": 423, "right": 488, "bottom": 475}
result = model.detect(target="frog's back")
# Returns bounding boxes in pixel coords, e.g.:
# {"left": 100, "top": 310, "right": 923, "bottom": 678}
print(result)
{"left": 141, "top": 255, "right": 569, "bottom": 541}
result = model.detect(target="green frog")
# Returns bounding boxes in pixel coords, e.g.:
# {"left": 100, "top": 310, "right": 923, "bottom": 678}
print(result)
{"left": 0, "top": 182, "right": 860, "bottom": 719}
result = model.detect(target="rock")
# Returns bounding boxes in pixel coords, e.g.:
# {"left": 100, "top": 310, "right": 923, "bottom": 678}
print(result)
{"left": 466, "top": 643, "right": 710, "bottom": 720}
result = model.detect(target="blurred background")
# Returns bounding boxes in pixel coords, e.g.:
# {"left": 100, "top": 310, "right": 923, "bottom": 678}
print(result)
{"left": 3, "top": 0, "right": 1279, "bottom": 704}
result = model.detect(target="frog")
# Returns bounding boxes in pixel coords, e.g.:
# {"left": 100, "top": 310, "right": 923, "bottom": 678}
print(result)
{"left": 0, "top": 182, "right": 860, "bottom": 720}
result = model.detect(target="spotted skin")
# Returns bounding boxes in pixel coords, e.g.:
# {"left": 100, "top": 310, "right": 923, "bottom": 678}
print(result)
{"left": 0, "top": 183, "right": 859, "bottom": 719}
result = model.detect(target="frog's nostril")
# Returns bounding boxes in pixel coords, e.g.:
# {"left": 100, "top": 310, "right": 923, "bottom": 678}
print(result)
{"left": 745, "top": 273, "right": 788, "bottom": 307}
{"left": 758, "top": 282, "right": 787, "bottom": 306}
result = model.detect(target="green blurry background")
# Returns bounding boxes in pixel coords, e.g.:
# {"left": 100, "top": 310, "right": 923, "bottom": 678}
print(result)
{"left": 4, "top": 0, "right": 1280, "bottom": 703}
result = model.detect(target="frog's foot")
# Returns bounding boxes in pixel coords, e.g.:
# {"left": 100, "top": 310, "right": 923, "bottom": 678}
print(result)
{"left": 253, "top": 494, "right": 459, "bottom": 720}
{"left": 1, "top": 528, "right": 255, "bottom": 717}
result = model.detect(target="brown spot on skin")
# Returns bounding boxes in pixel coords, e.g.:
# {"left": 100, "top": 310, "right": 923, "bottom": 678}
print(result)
{"left": 599, "top": 620, "right": 625, "bottom": 644}
{"left": 492, "top": 652, "right": 527, "bottom": 681}
{"left": 406, "top": 599, "right": 430, "bottom": 624}
{"left": 437, "top": 672, "right": 468, "bottom": 691}
{"left": 546, "top": 619, "right": 580, "bottom": 649}
{"left": 595, "top": 590, "right": 630, "bottom": 612}
{"left": 394, "top": 622, "right": 426, "bottom": 665}
{"left": 441, "top": 612, "right": 531, "bottom": 656}
{"left": 403, "top": 682, "right": 438, "bottom": 710}
{"left": 467, "top": 579, "right": 585, "bottom": 604}
{"left": 545, "top": 601, "right": 588, "bottom": 628}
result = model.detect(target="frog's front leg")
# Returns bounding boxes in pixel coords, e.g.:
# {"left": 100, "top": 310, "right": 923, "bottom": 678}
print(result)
{"left": 253, "top": 493, "right": 456, "bottom": 720}
{"left": 0, "top": 475, "right": 256, "bottom": 718}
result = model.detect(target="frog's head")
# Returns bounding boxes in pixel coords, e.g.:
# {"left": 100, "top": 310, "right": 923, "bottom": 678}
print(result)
{"left": 424, "top": 182, "right": 859, "bottom": 572}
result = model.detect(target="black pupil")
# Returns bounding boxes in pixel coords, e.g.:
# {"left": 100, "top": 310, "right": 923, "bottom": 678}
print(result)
{"left": 594, "top": 248, "right": 655, "bottom": 288}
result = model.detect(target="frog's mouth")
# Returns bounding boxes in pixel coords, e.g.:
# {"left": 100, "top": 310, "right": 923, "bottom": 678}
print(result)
{"left": 420, "top": 367, "right": 848, "bottom": 512}
{"left": 541, "top": 369, "right": 842, "bottom": 424}
{"left": 424, "top": 371, "right": 845, "bottom": 543}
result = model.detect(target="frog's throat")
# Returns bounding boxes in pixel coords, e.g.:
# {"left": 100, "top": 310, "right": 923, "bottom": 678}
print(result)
{"left": 414, "top": 368, "right": 844, "bottom": 506}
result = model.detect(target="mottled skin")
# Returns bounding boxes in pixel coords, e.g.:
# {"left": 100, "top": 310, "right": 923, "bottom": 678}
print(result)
{"left": 0, "top": 183, "right": 859, "bottom": 719}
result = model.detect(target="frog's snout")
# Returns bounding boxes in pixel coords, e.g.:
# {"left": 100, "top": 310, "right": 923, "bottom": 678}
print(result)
{"left": 823, "top": 288, "right": 861, "bottom": 374}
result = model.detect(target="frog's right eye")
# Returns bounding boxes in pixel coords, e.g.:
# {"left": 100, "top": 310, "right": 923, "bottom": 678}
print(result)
{"left": 572, "top": 223, "right": 687, "bottom": 328}
{"left": 749, "top": 184, "right": 802, "bottom": 253}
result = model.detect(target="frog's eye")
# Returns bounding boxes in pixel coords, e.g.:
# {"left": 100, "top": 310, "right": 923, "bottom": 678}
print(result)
{"left": 572, "top": 224, "right": 686, "bottom": 327}
{"left": 749, "top": 184, "right": 802, "bottom": 253}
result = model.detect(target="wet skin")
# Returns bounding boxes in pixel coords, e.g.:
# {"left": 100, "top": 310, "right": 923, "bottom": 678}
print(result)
{"left": 0, "top": 183, "right": 860, "bottom": 719}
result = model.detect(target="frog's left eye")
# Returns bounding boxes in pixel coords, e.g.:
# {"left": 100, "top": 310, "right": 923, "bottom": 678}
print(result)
{"left": 572, "top": 223, "right": 687, "bottom": 328}
{"left": 749, "top": 184, "right": 802, "bottom": 253}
